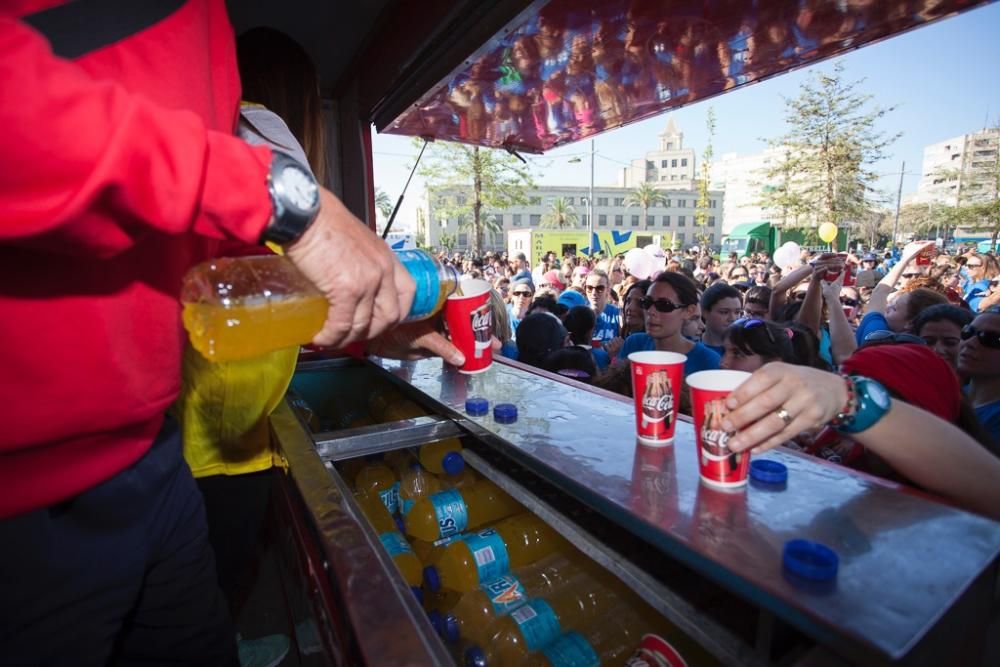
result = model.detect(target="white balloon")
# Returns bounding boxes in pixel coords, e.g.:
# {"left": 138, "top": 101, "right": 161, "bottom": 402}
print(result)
{"left": 783, "top": 241, "right": 801, "bottom": 259}
{"left": 773, "top": 246, "right": 792, "bottom": 268}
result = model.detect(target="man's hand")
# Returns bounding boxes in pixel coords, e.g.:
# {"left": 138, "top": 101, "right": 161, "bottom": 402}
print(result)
{"left": 285, "top": 189, "right": 415, "bottom": 348}
{"left": 366, "top": 319, "right": 465, "bottom": 365}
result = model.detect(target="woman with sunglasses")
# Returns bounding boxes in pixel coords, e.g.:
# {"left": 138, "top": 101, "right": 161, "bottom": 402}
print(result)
{"left": 616, "top": 272, "right": 721, "bottom": 377}
{"left": 961, "top": 253, "right": 1000, "bottom": 311}
{"left": 506, "top": 278, "right": 534, "bottom": 340}
{"left": 959, "top": 308, "right": 1000, "bottom": 442}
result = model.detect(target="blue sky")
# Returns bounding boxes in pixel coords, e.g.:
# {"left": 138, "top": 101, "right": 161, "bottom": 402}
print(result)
{"left": 372, "top": 2, "right": 1000, "bottom": 231}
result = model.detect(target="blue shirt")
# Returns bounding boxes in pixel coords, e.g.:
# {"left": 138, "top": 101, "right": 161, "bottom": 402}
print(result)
{"left": 591, "top": 346, "right": 610, "bottom": 371}
{"left": 593, "top": 304, "right": 620, "bottom": 342}
{"left": 965, "top": 279, "right": 990, "bottom": 313}
{"left": 507, "top": 304, "right": 523, "bottom": 340}
{"left": 500, "top": 340, "right": 518, "bottom": 360}
{"left": 974, "top": 400, "right": 1000, "bottom": 443}
{"left": 617, "top": 334, "right": 721, "bottom": 377}
{"left": 855, "top": 311, "right": 891, "bottom": 346}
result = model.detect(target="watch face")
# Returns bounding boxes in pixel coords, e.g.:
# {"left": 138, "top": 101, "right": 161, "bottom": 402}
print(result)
{"left": 281, "top": 165, "right": 318, "bottom": 210}
{"left": 866, "top": 380, "right": 891, "bottom": 410}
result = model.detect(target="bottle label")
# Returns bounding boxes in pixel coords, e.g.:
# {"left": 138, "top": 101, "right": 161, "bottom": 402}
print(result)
{"left": 541, "top": 632, "right": 600, "bottom": 667}
{"left": 430, "top": 489, "right": 469, "bottom": 539}
{"left": 462, "top": 528, "right": 510, "bottom": 583}
{"left": 510, "top": 599, "right": 562, "bottom": 651}
{"left": 400, "top": 498, "right": 415, "bottom": 517}
{"left": 378, "top": 482, "right": 400, "bottom": 515}
{"left": 378, "top": 531, "right": 413, "bottom": 558}
{"left": 480, "top": 574, "right": 527, "bottom": 615}
{"left": 397, "top": 249, "right": 441, "bottom": 320}
{"left": 624, "top": 633, "right": 688, "bottom": 667}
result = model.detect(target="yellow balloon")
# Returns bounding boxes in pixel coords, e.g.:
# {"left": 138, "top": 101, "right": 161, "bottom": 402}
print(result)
{"left": 818, "top": 223, "right": 838, "bottom": 244}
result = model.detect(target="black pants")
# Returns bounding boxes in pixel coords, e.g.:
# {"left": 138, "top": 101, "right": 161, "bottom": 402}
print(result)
{"left": 0, "top": 417, "right": 238, "bottom": 666}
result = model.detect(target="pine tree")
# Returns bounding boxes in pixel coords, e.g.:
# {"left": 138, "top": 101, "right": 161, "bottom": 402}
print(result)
{"left": 417, "top": 140, "right": 534, "bottom": 254}
{"left": 695, "top": 107, "right": 716, "bottom": 246}
{"left": 759, "top": 63, "right": 899, "bottom": 233}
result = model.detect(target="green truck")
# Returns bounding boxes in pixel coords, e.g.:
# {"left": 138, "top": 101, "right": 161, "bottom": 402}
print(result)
{"left": 721, "top": 221, "right": 846, "bottom": 258}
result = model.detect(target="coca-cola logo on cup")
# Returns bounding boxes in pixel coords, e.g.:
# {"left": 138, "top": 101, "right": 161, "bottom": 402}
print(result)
{"left": 701, "top": 399, "right": 735, "bottom": 458}
{"left": 471, "top": 305, "right": 492, "bottom": 357}
{"left": 641, "top": 370, "right": 673, "bottom": 426}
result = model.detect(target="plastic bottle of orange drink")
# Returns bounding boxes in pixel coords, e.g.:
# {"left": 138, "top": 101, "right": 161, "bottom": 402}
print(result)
{"left": 423, "top": 513, "right": 563, "bottom": 593}
{"left": 354, "top": 492, "right": 423, "bottom": 587}
{"left": 438, "top": 553, "right": 595, "bottom": 645}
{"left": 181, "top": 250, "right": 457, "bottom": 362}
{"left": 404, "top": 479, "right": 521, "bottom": 542}
{"left": 354, "top": 460, "right": 399, "bottom": 515}
{"left": 418, "top": 439, "right": 465, "bottom": 476}
{"left": 398, "top": 462, "right": 442, "bottom": 517}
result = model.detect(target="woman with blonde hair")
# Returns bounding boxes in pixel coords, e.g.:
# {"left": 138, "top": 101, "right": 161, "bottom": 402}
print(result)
{"left": 963, "top": 252, "right": 1000, "bottom": 311}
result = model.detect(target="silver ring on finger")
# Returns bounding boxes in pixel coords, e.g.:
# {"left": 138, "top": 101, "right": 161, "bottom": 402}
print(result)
{"left": 774, "top": 407, "right": 793, "bottom": 426}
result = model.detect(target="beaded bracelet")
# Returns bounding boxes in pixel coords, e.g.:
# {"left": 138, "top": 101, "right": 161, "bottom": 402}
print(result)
{"left": 829, "top": 375, "right": 857, "bottom": 428}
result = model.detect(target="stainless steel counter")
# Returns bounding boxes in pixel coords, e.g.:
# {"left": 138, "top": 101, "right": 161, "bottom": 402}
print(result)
{"left": 371, "top": 355, "right": 1000, "bottom": 665}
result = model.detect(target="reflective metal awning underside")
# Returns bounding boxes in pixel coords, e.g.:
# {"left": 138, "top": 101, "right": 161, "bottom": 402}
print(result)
{"left": 382, "top": 0, "right": 994, "bottom": 152}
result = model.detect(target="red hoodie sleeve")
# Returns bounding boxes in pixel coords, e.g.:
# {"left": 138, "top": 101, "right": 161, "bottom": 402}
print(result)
{"left": 0, "top": 17, "right": 273, "bottom": 257}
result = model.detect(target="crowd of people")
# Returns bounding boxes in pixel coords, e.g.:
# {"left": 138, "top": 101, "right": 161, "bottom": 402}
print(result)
{"left": 434, "top": 241, "right": 1000, "bottom": 519}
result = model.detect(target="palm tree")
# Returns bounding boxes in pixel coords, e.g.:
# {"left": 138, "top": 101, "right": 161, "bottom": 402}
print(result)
{"left": 625, "top": 182, "right": 666, "bottom": 231}
{"left": 540, "top": 197, "right": 579, "bottom": 229}
{"left": 458, "top": 212, "right": 504, "bottom": 251}
{"left": 375, "top": 187, "right": 394, "bottom": 221}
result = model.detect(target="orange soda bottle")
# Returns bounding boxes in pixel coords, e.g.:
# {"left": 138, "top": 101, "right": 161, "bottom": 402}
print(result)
{"left": 418, "top": 438, "right": 465, "bottom": 476}
{"left": 404, "top": 479, "right": 521, "bottom": 542}
{"left": 424, "top": 513, "right": 564, "bottom": 593}
{"left": 354, "top": 461, "right": 399, "bottom": 515}
{"left": 354, "top": 492, "right": 423, "bottom": 588}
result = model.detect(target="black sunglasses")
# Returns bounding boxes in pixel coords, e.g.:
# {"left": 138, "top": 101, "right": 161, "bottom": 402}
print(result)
{"left": 961, "top": 325, "right": 1000, "bottom": 349}
{"left": 840, "top": 297, "right": 859, "bottom": 307}
{"left": 861, "top": 330, "right": 927, "bottom": 347}
{"left": 512, "top": 290, "right": 533, "bottom": 297}
{"left": 639, "top": 296, "right": 685, "bottom": 313}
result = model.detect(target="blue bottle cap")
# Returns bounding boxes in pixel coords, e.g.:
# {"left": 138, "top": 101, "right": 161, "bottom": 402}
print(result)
{"left": 783, "top": 539, "right": 839, "bottom": 581}
{"left": 394, "top": 516, "right": 405, "bottom": 533}
{"left": 465, "top": 646, "right": 487, "bottom": 667}
{"left": 750, "top": 459, "right": 788, "bottom": 485}
{"left": 493, "top": 403, "right": 518, "bottom": 424}
{"left": 423, "top": 565, "right": 441, "bottom": 592}
{"left": 426, "top": 609, "right": 442, "bottom": 635}
{"left": 443, "top": 614, "right": 461, "bottom": 644}
{"left": 465, "top": 397, "right": 489, "bottom": 416}
{"left": 442, "top": 451, "right": 465, "bottom": 476}
{"left": 411, "top": 586, "right": 424, "bottom": 605}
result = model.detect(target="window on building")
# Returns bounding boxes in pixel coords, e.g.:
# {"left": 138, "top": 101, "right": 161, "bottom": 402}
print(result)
{"left": 631, "top": 215, "right": 640, "bottom": 227}
{"left": 598, "top": 214, "right": 607, "bottom": 226}
{"left": 681, "top": 158, "right": 688, "bottom": 167}
{"left": 677, "top": 233, "right": 685, "bottom": 244}
{"left": 437, "top": 196, "right": 447, "bottom": 206}
{"left": 647, "top": 215, "right": 655, "bottom": 226}
{"left": 512, "top": 214, "right": 522, "bottom": 227}
{"left": 678, "top": 216, "right": 686, "bottom": 226}
{"left": 665, "top": 199, "right": 671, "bottom": 207}
{"left": 529, "top": 214, "right": 542, "bottom": 226}
{"left": 709, "top": 233, "right": 715, "bottom": 243}
{"left": 613, "top": 197, "right": 624, "bottom": 206}
{"left": 677, "top": 199, "right": 686, "bottom": 208}
{"left": 614, "top": 214, "right": 623, "bottom": 226}
{"left": 529, "top": 196, "right": 542, "bottom": 205}
{"left": 671, "top": 159, "right": 677, "bottom": 167}
{"left": 710, "top": 199, "right": 717, "bottom": 208}
{"left": 666, "top": 142, "right": 674, "bottom": 150}
{"left": 708, "top": 216, "right": 716, "bottom": 227}
{"left": 597, "top": 197, "right": 609, "bottom": 206}
{"left": 663, "top": 215, "right": 670, "bottom": 226}
{"left": 566, "top": 196, "right": 574, "bottom": 205}
{"left": 581, "top": 214, "right": 589, "bottom": 226}
{"left": 458, "top": 233, "right": 468, "bottom": 246}
{"left": 493, "top": 214, "right": 504, "bottom": 226}
{"left": 660, "top": 175, "right": 667, "bottom": 181}
{"left": 671, "top": 175, "right": 678, "bottom": 180}
{"left": 457, "top": 194, "right": 466, "bottom": 205}
{"left": 661, "top": 160, "right": 668, "bottom": 168}
{"left": 646, "top": 161, "right": 654, "bottom": 170}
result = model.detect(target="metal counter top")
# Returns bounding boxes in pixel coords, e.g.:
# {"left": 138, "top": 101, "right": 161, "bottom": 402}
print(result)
{"left": 374, "top": 356, "right": 1000, "bottom": 664}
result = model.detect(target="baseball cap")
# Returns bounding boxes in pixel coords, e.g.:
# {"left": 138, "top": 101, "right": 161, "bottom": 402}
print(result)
{"left": 542, "top": 269, "right": 566, "bottom": 291}
{"left": 862, "top": 253, "right": 877, "bottom": 261}
{"left": 556, "top": 290, "right": 587, "bottom": 309}
{"left": 511, "top": 277, "right": 534, "bottom": 292}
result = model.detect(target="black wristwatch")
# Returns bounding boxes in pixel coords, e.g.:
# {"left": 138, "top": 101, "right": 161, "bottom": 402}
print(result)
{"left": 260, "top": 151, "right": 320, "bottom": 245}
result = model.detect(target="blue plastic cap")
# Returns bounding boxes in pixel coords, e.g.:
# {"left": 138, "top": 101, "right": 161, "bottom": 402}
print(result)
{"left": 465, "top": 646, "right": 487, "bottom": 667}
{"left": 465, "top": 397, "right": 489, "bottom": 416}
{"left": 750, "top": 459, "right": 788, "bottom": 485}
{"left": 443, "top": 614, "right": 461, "bottom": 644}
{"left": 427, "top": 610, "right": 443, "bottom": 635}
{"left": 783, "top": 539, "right": 839, "bottom": 581}
{"left": 394, "top": 516, "right": 405, "bottom": 533}
{"left": 411, "top": 586, "right": 424, "bottom": 605}
{"left": 442, "top": 451, "right": 465, "bottom": 476}
{"left": 493, "top": 403, "right": 518, "bottom": 424}
{"left": 423, "top": 565, "right": 441, "bottom": 592}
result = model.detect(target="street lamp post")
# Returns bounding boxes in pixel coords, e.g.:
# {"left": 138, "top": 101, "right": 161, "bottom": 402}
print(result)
{"left": 588, "top": 139, "right": 595, "bottom": 257}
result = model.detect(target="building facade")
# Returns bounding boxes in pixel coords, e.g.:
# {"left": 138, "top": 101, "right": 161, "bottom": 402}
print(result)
{"left": 905, "top": 127, "right": 1000, "bottom": 208}
{"left": 418, "top": 184, "right": 723, "bottom": 253}
{"left": 618, "top": 116, "right": 697, "bottom": 188}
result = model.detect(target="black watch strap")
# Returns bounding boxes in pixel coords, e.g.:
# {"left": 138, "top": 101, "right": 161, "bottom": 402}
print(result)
{"left": 260, "top": 152, "right": 320, "bottom": 246}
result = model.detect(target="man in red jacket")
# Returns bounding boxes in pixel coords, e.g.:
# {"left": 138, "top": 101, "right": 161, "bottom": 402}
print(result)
{"left": 0, "top": 2, "right": 461, "bottom": 664}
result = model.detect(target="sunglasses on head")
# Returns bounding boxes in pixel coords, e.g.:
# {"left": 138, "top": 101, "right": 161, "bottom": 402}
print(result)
{"left": 731, "top": 317, "right": 775, "bottom": 343}
{"left": 861, "top": 330, "right": 926, "bottom": 347}
{"left": 961, "top": 325, "right": 1000, "bottom": 349}
{"left": 585, "top": 284, "right": 607, "bottom": 293}
{"left": 639, "top": 296, "right": 685, "bottom": 313}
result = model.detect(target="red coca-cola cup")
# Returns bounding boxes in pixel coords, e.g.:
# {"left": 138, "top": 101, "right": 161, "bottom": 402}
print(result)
{"left": 591, "top": 337, "right": 603, "bottom": 349}
{"left": 628, "top": 351, "right": 686, "bottom": 445}
{"left": 443, "top": 278, "right": 493, "bottom": 374}
{"left": 686, "top": 370, "right": 752, "bottom": 489}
